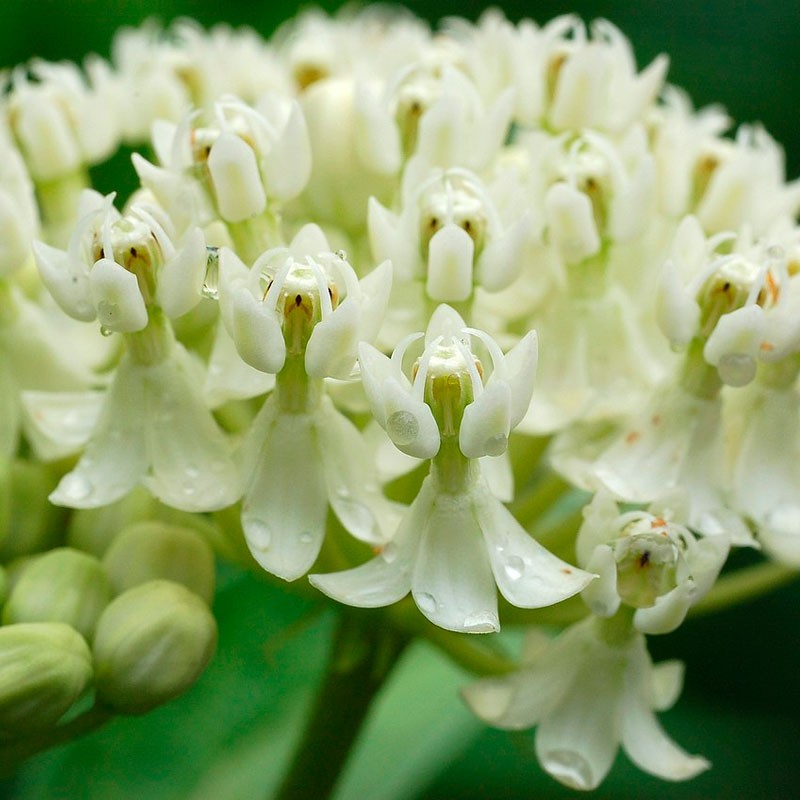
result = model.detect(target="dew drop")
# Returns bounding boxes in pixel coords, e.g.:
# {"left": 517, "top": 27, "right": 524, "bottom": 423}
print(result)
{"left": 542, "top": 750, "right": 594, "bottom": 790}
{"left": 59, "top": 473, "right": 93, "bottom": 503}
{"left": 299, "top": 532, "right": 314, "bottom": 545}
{"left": 462, "top": 611, "right": 499, "bottom": 633}
{"left": 503, "top": 555, "right": 525, "bottom": 581}
{"left": 717, "top": 353, "right": 756, "bottom": 387}
{"left": 202, "top": 246, "right": 220, "bottom": 300}
{"left": 100, "top": 326, "right": 113, "bottom": 337}
{"left": 386, "top": 410, "right": 419, "bottom": 446}
{"left": 182, "top": 482, "right": 197, "bottom": 497}
{"left": 245, "top": 518, "right": 272, "bottom": 551}
{"left": 416, "top": 592, "right": 438, "bottom": 614}
{"left": 484, "top": 434, "right": 508, "bottom": 457}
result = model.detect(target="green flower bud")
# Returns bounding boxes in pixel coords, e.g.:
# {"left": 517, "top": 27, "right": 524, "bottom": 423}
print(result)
{"left": 93, "top": 580, "right": 217, "bottom": 714}
{"left": 0, "top": 622, "right": 92, "bottom": 736}
{"left": 3, "top": 548, "right": 112, "bottom": 640}
{"left": 102, "top": 521, "right": 216, "bottom": 604}
{"left": 0, "top": 460, "right": 66, "bottom": 561}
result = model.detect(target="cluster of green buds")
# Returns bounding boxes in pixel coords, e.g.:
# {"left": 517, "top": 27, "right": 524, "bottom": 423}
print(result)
{"left": 0, "top": 509, "right": 217, "bottom": 739}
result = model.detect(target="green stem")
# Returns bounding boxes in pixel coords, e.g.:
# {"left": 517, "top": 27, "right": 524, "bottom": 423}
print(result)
{"left": 274, "top": 610, "right": 408, "bottom": 800}
{"left": 0, "top": 704, "right": 112, "bottom": 775}
{"left": 691, "top": 562, "right": 799, "bottom": 617}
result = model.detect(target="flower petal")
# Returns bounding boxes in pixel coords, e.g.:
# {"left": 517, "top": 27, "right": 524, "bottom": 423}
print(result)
{"left": 141, "top": 346, "right": 240, "bottom": 512}
{"left": 20, "top": 390, "right": 103, "bottom": 461}
{"left": 33, "top": 240, "right": 94, "bottom": 322}
{"left": 411, "top": 486, "right": 499, "bottom": 633}
{"left": 207, "top": 132, "right": 266, "bottom": 222}
{"left": 157, "top": 227, "right": 207, "bottom": 319}
{"left": 241, "top": 410, "right": 328, "bottom": 581}
{"left": 475, "top": 485, "right": 594, "bottom": 608}
{"left": 305, "top": 296, "right": 360, "bottom": 379}
{"left": 230, "top": 285, "right": 286, "bottom": 374}
{"left": 49, "top": 356, "right": 148, "bottom": 508}
{"left": 426, "top": 224, "right": 474, "bottom": 303}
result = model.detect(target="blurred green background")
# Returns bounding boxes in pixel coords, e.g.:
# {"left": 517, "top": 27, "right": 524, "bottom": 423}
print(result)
{"left": 2, "top": 1, "right": 800, "bottom": 799}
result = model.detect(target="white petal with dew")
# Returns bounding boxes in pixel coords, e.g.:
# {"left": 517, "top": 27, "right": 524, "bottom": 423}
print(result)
{"left": 141, "top": 347, "right": 240, "bottom": 512}
{"left": 316, "top": 396, "right": 397, "bottom": 544}
{"left": 536, "top": 637, "right": 623, "bottom": 791}
{"left": 411, "top": 486, "right": 499, "bottom": 633}
{"left": 476, "top": 486, "right": 594, "bottom": 608}
{"left": 381, "top": 377, "right": 440, "bottom": 459}
{"left": 309, "top": 489, "right": 428, "bottom": 608}
{"left": 89, "top": 258, "right": 148, "bottom": 333}
{"left": 50, "top": 356, "right": 148, "bottom": 508}
{"left": 241, "top": 411, "right": 328, "bottom": 581}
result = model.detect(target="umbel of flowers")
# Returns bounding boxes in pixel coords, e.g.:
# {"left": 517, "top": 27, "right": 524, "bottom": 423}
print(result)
{"left": 0, "top": 5, "right": 797, "bottom": 794}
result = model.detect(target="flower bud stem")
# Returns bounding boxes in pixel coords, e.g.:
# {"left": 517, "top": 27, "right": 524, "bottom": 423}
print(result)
{"left": 124, "top": 309, "right": 175, "bottom": 366}
{"left": 274, "top": 610, "right": 408, "bottom": 800}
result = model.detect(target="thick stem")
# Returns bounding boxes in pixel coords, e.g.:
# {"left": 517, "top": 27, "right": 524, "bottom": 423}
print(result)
{"left": 274, "top": 610, "right": 408, "bottom": 800}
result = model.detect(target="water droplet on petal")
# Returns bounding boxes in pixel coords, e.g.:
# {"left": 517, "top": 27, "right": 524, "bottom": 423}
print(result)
{"left": 386, "top": 410, "right": 420, "bottom": 446}
{"left": 542, "top": 749, "right": 594, "bottom": 790}
{"left": 504, "top": 555, "right": 525, "bottom": 581}
{"left": 246, "top": 518, "right": 272, "bottom": 552}
{"left": 299, "top": 532, "right": 313, "bottom": 545}
{"left": 462, "top": 611, "right": 499, "bottom": 633}
{"left": 717, "top": 353, "right": 756, "bottom": 387}
{"left": 484, "top": 434, "right": 508, "bottom": 456}
{"left": 59, "top": 473, "right": 93, "bottom": 503}
{"left": 416, "top": 592, "right": 438, "bottom": 614}
{"left": 100, "top": 326, "right": 113, "bottom": 337}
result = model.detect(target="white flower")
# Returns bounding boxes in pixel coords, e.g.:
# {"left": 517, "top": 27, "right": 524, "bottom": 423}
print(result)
{"left": 311, "top": 305, "right": 593, "bottom": 632}
{"left": 48, "top": 343, "right": 239, "bottom": 512}
{"left": 219, "top": 224, "right": 396, "bottom": 580}
{"left": 463, "top": 617, "right": 709, "bottom": 790}
{"left": 33, "top": 190, "right": 208, "bottom": 330}
{"left": 0, "top": 142, "right": 39, "bottom": 278}
{"left": 576, "top": 492, "right": 729, "bottom": 634}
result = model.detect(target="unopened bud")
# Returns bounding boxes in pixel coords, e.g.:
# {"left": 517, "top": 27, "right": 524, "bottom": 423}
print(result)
{"left": 3, "top": 548, "right": 112, "bottom": 641}
{"left": 93, "top": 580, "right": 217, "bottom": 714}
{"left": 102, "top": 521, "right": 215, "bottom": 604}
{"left": 0, "top": 622, "right": 92, "bottom": 736}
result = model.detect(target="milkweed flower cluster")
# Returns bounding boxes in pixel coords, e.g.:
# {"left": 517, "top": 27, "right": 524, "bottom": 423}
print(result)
{"left": 0, "top": 6, "right": 797, "bottom": 792}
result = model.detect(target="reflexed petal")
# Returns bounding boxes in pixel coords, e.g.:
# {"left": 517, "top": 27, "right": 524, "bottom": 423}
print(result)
{"left": 309, "top": 489, "right": 428, "bottom": 607}
{"left": 141, "top": 346, "right": 240, "bottom": 512}
{"left": 33, "top": 240, "right": 94, "bottom": 321}
{"left": 475, "top": 211, "right": 530, "bottom": 292}
{"left": 204, "top": 321, "right": 274, "bottom": 407}
{"left": 411, "top": 486, "right": 499, "bottom": 633}
{"left": 89, "top": 258, "right": 148, "bottom": 333}
{"left": 241, "top": 411, "right": 328, "bottom": 581}
{"left": 536, "top": 641, "right": 623, "bottom": 791}
{"left": 316, "top": 396, "right": 398, "bottom": 543}
{"left": 50, "top": 356, "right": 148, "bottom": 508}
{"left": 381, "top": 377, "right": 440, "bottom": 459}
{"left": 621, "top": 683, "right": 709, "bottom": 781}
{"left": 476, "top": 486, "right": 594, "bottom": 608}
{"left": 650, "top": 660, "right": 685, "bottom": 711}
{"left": 288, "top": 223, "right": 329, "bottom": 259}
{"left": 157, "top": 227, "right": 207, "bottom": 318}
